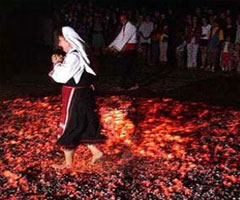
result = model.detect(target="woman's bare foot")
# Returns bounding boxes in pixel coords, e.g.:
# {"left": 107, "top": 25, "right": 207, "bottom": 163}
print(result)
{"left": 51, "top": 162, "right": 72, "bottom": 169}
{"left": 90, "top": 151, "right": 103, "bottom": 165}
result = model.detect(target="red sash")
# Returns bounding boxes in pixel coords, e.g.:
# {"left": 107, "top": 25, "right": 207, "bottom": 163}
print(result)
{"left": 123, "top": 43, "right": 136, "bottom": 51}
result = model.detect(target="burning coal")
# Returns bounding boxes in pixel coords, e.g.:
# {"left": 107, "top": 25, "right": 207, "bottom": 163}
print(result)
{"left": 1, "top": 95, "right": 240, "bottom": 199}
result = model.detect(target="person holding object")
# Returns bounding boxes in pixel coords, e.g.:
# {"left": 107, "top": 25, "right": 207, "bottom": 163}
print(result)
{"left": 49, "top": 26, "right": 106, "bottom": 169}
{"left": 106, "top": 14, "right": 139, "bottom": 91}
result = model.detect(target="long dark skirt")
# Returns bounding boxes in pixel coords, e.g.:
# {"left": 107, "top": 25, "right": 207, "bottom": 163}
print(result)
{"left": 57, "top": 86, "right": 106, "bottom": 149}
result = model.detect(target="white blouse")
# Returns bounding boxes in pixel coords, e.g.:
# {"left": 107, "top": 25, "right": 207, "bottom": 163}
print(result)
{"left": 49, "top": 48, "right": 96, "bottom": 84}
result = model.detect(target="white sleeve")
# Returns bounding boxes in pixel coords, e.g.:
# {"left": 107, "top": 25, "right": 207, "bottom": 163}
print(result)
{"left": 109, "top": 29, "right": 123, "bottom": 51}
{"left": 49, "top": 53, "right": 81, "bottom": 83}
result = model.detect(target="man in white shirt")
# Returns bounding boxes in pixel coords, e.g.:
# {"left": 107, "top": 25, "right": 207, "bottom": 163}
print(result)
{"left": 138, "top": 15, "right": 154, "bottom": 63}
{"left": 107, "top": 14, "right": 139, "bottom": 91}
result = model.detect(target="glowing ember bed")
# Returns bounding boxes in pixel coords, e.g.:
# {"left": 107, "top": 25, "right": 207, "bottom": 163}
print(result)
{"left": 1, "top": 95, "right": 240, "bottom": 199}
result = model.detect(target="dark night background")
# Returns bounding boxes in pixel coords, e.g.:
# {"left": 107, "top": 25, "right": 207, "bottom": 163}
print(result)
{"left": 0, "top": 0, "right": 239, "bottom": 83}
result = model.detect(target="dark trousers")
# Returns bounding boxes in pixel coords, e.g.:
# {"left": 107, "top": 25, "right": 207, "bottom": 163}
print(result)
{"left": 151, "top": 41, "right": 160, "bottom": 64}
{"left": 119, "top": 50, "right": 137, "bottom": 89}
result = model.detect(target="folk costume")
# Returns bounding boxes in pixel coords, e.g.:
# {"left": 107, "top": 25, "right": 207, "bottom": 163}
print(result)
{"left": 109, "top": 20, "right": 138, "bottom": 90}
{"left": 49, "top": 26, "right": 106, "bottom": 150}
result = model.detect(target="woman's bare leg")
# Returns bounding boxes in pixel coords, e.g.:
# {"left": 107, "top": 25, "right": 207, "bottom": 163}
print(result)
{"left": 52, "top": 149, "right": 74, "bottom": 169}
{"left": 64, "top": 149, "right": 74, "bottom": 167}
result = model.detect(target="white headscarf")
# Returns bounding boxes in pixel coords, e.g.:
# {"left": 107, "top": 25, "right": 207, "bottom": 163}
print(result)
{"left": 62, "top": 26, "right": 96, "bottom": 75}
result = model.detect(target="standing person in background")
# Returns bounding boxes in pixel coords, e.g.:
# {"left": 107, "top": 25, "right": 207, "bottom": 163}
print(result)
{"left": 224, "top": 16, "right": 234, "bottom": 43}
{"left": 218, "top": 11, "right": 227, "bottom": 30}
{"left": 136, "top": 15, "right": 144, "bottom": 31}
{"left": 138, "top": 15, "right": 154, "bottom": 64}
{"left": 207, "top": 20, "right": 224, "bottom": 72}
{"left": 106, "top": 14, "right": 139, "bottom": 91}
{"left": 235, "top": 13, "right": 240, "bottom": 44}
{"left": 159, "top": 14, "right": 169, "bottom": 64}
{"left": 220, "top": 36, "right": 233, "bottom": 71}
{"left": 186, "top": 16, "right": 201, "bottom": 69}
{"left": 175, "top": 29, "right": 186, "bottom": 68}
{"left": 232, "top": 43, "right": 240, "bottom": 73}
{"left": 200, "top": 17, "right": 211, "bottom": 69}
{"left": 49, "top": 26, "right": 106, "bottom": 169}
{"left": 175, "top": 17, "right": 186, "bottom": 69}
{"left": 150, "top": 22, "right": 160, "bottom": 65}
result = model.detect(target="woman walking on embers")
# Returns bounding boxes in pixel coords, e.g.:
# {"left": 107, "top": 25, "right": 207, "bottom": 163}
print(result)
{"left": 49, "top": 26, "right": 106, "bottom": 169}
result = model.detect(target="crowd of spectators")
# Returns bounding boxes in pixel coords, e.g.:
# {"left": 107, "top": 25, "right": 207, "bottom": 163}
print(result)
{"left": 50, "top": 1, "right": 240, "bottom": 73}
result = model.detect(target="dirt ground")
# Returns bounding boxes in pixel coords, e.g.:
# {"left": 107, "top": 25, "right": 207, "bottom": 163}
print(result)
{"left": 1, "top": 54, "right": 240, "bottom": 110}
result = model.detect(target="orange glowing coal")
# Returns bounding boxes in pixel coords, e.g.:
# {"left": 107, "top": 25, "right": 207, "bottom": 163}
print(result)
{"left": 1, "top": 95, "right": 240, "bottom": 199}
